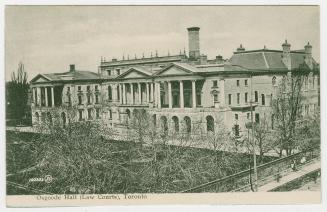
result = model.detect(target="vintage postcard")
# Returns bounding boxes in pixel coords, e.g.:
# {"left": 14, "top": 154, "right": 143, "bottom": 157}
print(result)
{"left": 4, "top": 4, "right": 321, "bottom": 207}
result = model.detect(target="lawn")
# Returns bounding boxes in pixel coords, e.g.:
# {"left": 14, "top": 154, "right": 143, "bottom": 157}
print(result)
{"left": 6, "top": 130, "right": 275, "bottom": 194}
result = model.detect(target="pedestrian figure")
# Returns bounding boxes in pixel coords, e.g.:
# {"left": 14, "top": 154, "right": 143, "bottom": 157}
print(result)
{"left": 291, "top": 159, "right": 297, "bottom": 171}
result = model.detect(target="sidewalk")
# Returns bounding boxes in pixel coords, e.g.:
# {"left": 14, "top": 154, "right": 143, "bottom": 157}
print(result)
{"left": 258, "top": 160, "right": 321, "bottom": 192}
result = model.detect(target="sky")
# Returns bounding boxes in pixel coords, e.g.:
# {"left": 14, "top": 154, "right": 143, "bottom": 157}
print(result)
{"left": 5, "top": 5, "right": 320, "bottom": 81}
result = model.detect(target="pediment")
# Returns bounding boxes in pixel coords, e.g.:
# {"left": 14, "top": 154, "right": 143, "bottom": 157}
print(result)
{"left": 31, "top": 74, "right": 51, "bottom": 83}
{"left": 155, "top": 64, "right": 194, "bottom": 76}
{"left": 118, "top": 68, "right": 150, "bottom": 79}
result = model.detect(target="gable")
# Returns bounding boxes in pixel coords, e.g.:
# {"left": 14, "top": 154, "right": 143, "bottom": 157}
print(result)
{"left": 158, "top": 66, "right": 193, "bottom": 76}
{"left": 120, "top": 70, "right": 149, "bottom": 79}
{"left": 31, "top": 75, "right": 51, "bottom": 83}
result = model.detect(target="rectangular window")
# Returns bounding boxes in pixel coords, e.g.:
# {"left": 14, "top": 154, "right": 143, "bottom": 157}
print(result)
{"left": 214, "top": 93, "right": 218, "bottom": 102}
{"left": 236, "top": 80, "right": 240, "bottom": 87}
{"left": 235, "top": 114, "right": 238, "bottom": 120}
{"left": 271, "top": 114, "right": 275, "bottom": 130}
{"left": 107, "top": 70, "right": 111, "bottom": 76}
{"left": 67, "top": 87, "right": 70, "bottom": 92}
{"left": 95, "top": 94, "right": 99, "bottom": 104}
{"left": 87, "top": 86, "right": 91, "bottom": 91}
{"left": 116, "top": 69, "right": 120, "bottom": 75}
{"left": 261, "top": 94, "right": 265, "bottom": 105}
{"left": 255, "top": 113, "right": 260, "bottom": 123}
{"left": 237, "top": 93, "right": 240, "bottom": 104}
{"left": 88, "top": 108, "right": 92, "bottom": 120}
{"left": 87, "top": 95, "right": 91, "bottom": 104}
{"left": 245, "top": 79, "right": 248, "bottom": 86}
{"left": 245, "top": 92, "right": 248, "bottom": 103}
{"left": 255, "top": 91, "right": 258, "bottom": 102}
{"left": 78, "top": 110, "right": 83, "bottom": 121}
{"left": 109, "top": 110, "right": 112, "bottom": 119}
{"left": 197, "top": 94, "right": 201, "bottom": 105}
{"left": 96, "top": 108, "right": 100, "bottom": 118}
{"left": 78, "top": 86, "right": 81, "bottom": 91}
{"left": 78, "top": 96, "right": 82, "bottom": 105}
{"left": 213, "top": 80, "right": 218, "bottom": 87}
{"left": 247, "top": 113, "right": 250, "bottom": 120}
{"left": 95, "top": 85, "right": 98, "bottom": 91}
{"left": 228, "top": 94, "right": 232, "bottom": 105}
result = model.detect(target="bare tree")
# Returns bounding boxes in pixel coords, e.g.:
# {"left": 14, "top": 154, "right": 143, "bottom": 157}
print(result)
{"left": 272, "top": 67, "right": 309, "bottom": 156}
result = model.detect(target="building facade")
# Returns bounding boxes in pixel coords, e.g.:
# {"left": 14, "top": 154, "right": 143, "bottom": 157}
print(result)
{"left": 30, "top": 27, "right": 320, "bottom": 139}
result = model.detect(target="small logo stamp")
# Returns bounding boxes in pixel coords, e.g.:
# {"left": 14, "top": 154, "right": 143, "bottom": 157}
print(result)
{"left": 29, "top": 175, "right": 53, "bottom": 183}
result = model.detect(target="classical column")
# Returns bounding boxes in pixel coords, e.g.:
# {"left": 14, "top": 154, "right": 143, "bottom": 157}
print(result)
{"left": 146, "top": 83, "right": 150, "bottom": 103}
{"left": 119, "top": 84, "right": 123, "bottom": 104}
{"left": 130, "top": 83, "right": 134, "bottom": 104}
{"left": 168, "top": 81, "right": 172, "bottom": 108}
{"left": 151, "top": 83, "right": 154, "bottom": 102}
{"left": 192, "top": 80, "right": 196, "bottom": 108}
{"left": 112, "top": 84, "right": 118, "bottom": 102}
{"left": 220, "top": 79, "right": 225, "bottom": 106}
{"left": 156, "top": 82, "right": 161, "bottom": 109}
{"left": 45, "top": 87, "right": 48, "bottom": 107}
{"left": 32, "top": 88, "right": 35, "bottom": 105}
{"left": 179, "top": 81, "right": 184, "bottom": 108}
{"left": 138, "top": 83, "right": 142, "bottom": 104}
{"left": 51, "top": 87, "right": 55, "bottom": 107}
{"left": 122, "top": 83, "right": 126, "bottom": 104}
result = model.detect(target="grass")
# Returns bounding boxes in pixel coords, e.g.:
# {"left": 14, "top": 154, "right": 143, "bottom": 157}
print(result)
{"left": 6, "top": 130, "right": 276, "bottom": 194}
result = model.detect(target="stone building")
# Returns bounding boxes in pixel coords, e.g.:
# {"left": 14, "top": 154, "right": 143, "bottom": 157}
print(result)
{"left": 30, "top": 27, "right": 319, "bottom": 139}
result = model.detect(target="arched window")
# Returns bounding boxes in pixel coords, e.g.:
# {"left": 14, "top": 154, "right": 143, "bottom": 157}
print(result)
{"left": 35, "top": 112, "right": 39, "bottom": 123}
{"left": 206, "top": 115, "right": 214, "bottom": 132}
{"left": 272, "top": 76, "right": 277, "bottom": 86}
{"left": 126, "top": 109, "right": 131, "bottom": 119}
{"left": 61, "top": 112, "right": 66, "bottom": 128}
{"left": 47, "top": 112, "right": 52, "bottom": 124}
{"left": 172, "top": 116, "right": 179, "bottom": 132}
{"left": 160, "top": 116, "right": 168, "bottom": 134}
{"left": 184, "top": 116, "right": 192, "bottom": 134}
{"left": 108, "top": 86, "right": 112, "bottom": 101}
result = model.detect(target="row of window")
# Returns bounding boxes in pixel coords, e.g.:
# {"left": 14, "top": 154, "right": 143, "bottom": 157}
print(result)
{"left": 227, "top": 91, "right": 267, "bottom": 105}
{"left": 78, "top": 108, "right": 101, "bottom": 121}
{"left": 106, "top": 69, "right": 120, "bottom": 76}
{"left": 212, "top": 79, "right": 249, "bottom": 88}
{"left": 77, "top": 94, "right": 100, "bottom": 105}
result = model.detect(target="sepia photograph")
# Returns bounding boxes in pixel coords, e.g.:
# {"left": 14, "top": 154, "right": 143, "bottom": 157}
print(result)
{"left": 3, "top": 4, "right": 322, "bottom": 207}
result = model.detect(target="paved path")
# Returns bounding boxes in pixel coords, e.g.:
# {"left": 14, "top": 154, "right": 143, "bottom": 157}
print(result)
{"left": 258, "top": 160, "right": 321, "bottom": 192}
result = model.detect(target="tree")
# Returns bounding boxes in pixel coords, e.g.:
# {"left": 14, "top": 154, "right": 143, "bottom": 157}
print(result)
{"left": 272, "top": 67, "right": 313, "bottom": 156}
{"left": 251, "top": 117, "right": 275, "bottom": 163}
{"left": 6, "top": 62, "right": 30, "bottom": 124}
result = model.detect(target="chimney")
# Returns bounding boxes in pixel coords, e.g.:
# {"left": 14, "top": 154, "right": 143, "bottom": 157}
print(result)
{"left": 200, "top": 54, "right": 207, "bottom": 64}
{"left": 282, "top": 40, "right": 291, "bottom": 70}
{"left": 187, "top": 27, "right": 200, "bottom": 60}
{"left": 216, "top": 55, "right": 224, "bottom": 64}
{"left": 304, "top": 42, "right": 313, "bottom": 69}
{"left": 236, "top": 44, "right": 245, "bottom": 52}
{"left": 70, "top": 64, "right": 75, "bottom": 72}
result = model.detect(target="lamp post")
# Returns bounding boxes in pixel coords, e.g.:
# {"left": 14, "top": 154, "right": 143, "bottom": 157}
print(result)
{"left": 246, "top": 72, "right": 258, "bottom": 192}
